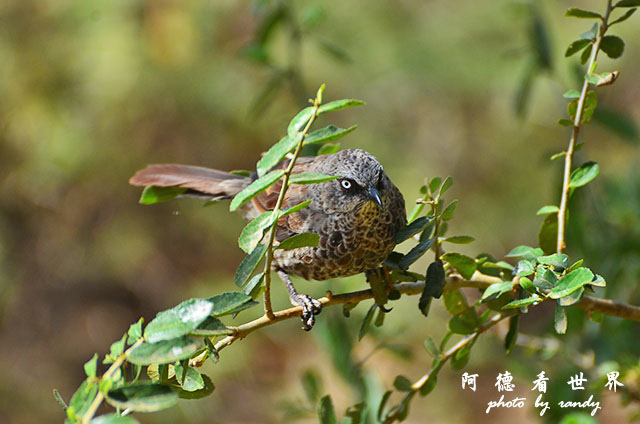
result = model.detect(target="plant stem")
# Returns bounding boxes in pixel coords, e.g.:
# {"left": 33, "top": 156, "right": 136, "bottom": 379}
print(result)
{"left": 262, "top": 99, "right": 322, "bottom": 317}
{"left": 80, "top": 339, "right": 144, "bottom": 424}
{"left": 557, "top": 0, "right": 613, "bottom": 254}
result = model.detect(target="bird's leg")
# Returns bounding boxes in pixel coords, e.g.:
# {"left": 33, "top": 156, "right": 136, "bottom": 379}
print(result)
{"left": 277, "top": 270, "right": 322, "bottom": 331}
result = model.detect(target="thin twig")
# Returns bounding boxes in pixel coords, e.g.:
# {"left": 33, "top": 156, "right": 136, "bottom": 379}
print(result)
{"left": 557, "top": 0, "right": 613, "bottom": 254}
{"left": 214, "top": 272, "right": 640, "bottom": 352}
{"left": 80, "top": 339, "right": 144, "bottom": 424}
{"left": 262, "top": 99, "right": 322, "bottom": 317}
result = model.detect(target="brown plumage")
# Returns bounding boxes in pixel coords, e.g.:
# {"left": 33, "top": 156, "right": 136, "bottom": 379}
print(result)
{"left": 130, "top": 149, "right": 406, "bottom": 329}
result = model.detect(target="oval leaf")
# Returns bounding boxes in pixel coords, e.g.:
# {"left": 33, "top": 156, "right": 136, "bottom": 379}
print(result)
{"left": 277, "top": 232, "right": 319, "bottom": 250}
{"left": 442, "top": 235, "right": 475, "bottom": 244}
{"left": 536, "top": 205, "right": 559, "bottom": 215}
{"left": 442, "top": 252, "right": 477, "bottom": 280}
{"left": 190, "top": 316, "right": 233, "bottom": 336}
{"left": 208, "top": 292, "right": 256, "bottom": 316}
{"left": 502, "top": 294, "right": 542, "bottom": 309}
{"left": 144, "top": 299, "right": 213, "bottom": 344}
{"left": 238, "top": 211, "right": 276, "bottom": 253}
{"left": 395, "top": 216, "right": 430, "bottom": 243}
{"left": 481, "top": 281, "right": 514, "bottom": 302}
{"left": 600, "top": 35, "right": 625, "bottom": 59}
{"left": 127, "top": 337, "right": 199, "bottom": 365}
{"left": 317, "top": 99, "right": 365, "bottom": 115}
{"left": 90, "top": 414, "right": 140, "bottom": 424}
{"left": 304, "top": 125, "right": 357, "bottom": 145}
{"left": 569, "top": 161, "right": 599, "bottom": 188}
{"left": 139, "top": 186, "right": 187, "bottom": 205}
{"left": 234, "top": 244, "right": 268, "bottom": 287}
{"left": 549, "top": 267, "right": 594, "bottom": 299}
{"left": 106, "top": 383, "right": 178, "bottom": 413}
{"left": 229, "top": 170, "right": 285, "bottom": 212}
{"left": 288, "top": 107, "right": 314, "bottom": 137}
{"left": 289, "top": 173, "right": 339, "bottom": 184}
{"left": 565, "top": 39, "right": 591, "bottom": 57}
{"left": 398, "top": 238, "right": 435, "bottom": 270}
{"left": 565, "top": 8, "right": 603, "bottom": 19}
{"left": 256, "top": 135, "right": 298, "bottom": 177}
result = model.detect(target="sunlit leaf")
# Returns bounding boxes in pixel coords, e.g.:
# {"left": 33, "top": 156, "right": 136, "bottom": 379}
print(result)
{"left": 442, "top": 252, "right": 476, "bottom": 279}
{"left": 238, "top": 211, "right": 276, "bottom": 253}
{"left": 277, "top": 232, "right": 319, "bottom": 250}
{"left": 565, "top": 39, "right": 591, "bottom": 57}
{"left": 570, "top": 161, "right": 599, "bottom": 188}
{"left": 537, "top": 205, "right": 559, "bottom": 215}
{"left": 289, "top": 173, "right": 339, "bottom": 184}
{"left": 482, "top": 281, "right": 514, "bottom": 302}
{"left": 554, "top": 304, "right": 568, "bottom": 334}
{"left": 208, "top": 292, "right": 256, "bottom": 316}
{"left": 549, "top": 268, "right": 594, "bottom": 299}
{"left": 565, "top": 8, "right": 603, "bottom": 19}
{"left": 234, "top": 244, "right": 269, "bottom": 287}
{"left": 144, "top": 299, "right": 213, "bottom": 343}
{"left": 127, "top": 337, "right": 199, "bottom": 365}
{"left": 230, "top": 170, "right": 285, "bottom": 212}
{"left": 304, "top": 125, "right": 357, "bottom": 145}
{"left": 139, "top": 186, "right": 187, "bottom": 205}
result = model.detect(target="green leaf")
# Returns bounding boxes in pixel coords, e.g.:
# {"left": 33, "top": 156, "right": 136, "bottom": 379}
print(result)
{"left": 106, "top": 383, "right": 178, "bottom": 413}
{"left": 358, "top": 304, "right": 377, "bottom": 341}
{"left": 565, "top": 39, "right": 591, "bottom": 57}
{"left": 581, "top": 23, "right": 599, "bottom": 40}
{"left": 615, "top": 0, "right": 640, "bottom": 8}
{"left": 90, "top": 414, "right": 140, "bottom": 424}
{"left": 451, "top": 343, "right": 472, "bottom": 370}
{"left": 424, "top": 336, "right": 440, "bottom": 358}
{"left": 558, "top": 119, "right": 574, "bottom": 127}
{"left": 317, "top": 143, "right": 341, "bottom": 155}
{"left": 127, "top": 318, "right": 144, "bottom": 345}
{"left": 537, "top": 205, "right": 559, "bottom": 215}
{"left": 177, "top": 374, "right": 215, "bottom": 400}
{"left": 104, "top": 334, "right": 127, "bottom": 364}
{"left": 557, "top": 287, "right": 585, "bottom": 306}
{"left": 190, "top": 316, "right": 233, "bottom": 336}
{"left": 440, "top": 199, "right": 458, "bottom": 221}
{"left": 419, "top": 375, "right": 438, "bottom": 396}
{"left": 554, "top": 304, "right": 568, "bottom": 334}
{"left": 449, "top": 315, "right": 476, "bottom": 334}
{"left": 288, "top": 107, "right": 314, "bottom": 137}
{"left": 428, "top": 177, "right": 442, "bottom": 194}
{"left": 317, "top": 99, "right": 365, "bottom": 115}
{"left": 234, "top": 244, "right": 268, "bottom": 287}
{"left": 584, "top": 73, "right": 599, "bottom": 85}
{"left": 242, "top": 272, "right": 265, "bottom": 299}
{"left": 610, "top": 7, "right": 637, "bottom": 25}
{"left": 600, "top": 35, "right": 625, "bottom": 59}
{"left": 398, "top": 238, "right": 435, "bottom": 270}
{"left": 84, "top": 354, "right": 98, "bottom": 379}
{"left": 238, "top": 211, "right": 275, "bottom": 254}
{"left": 422, "top": 259, "right": 445, "bottom": 299}
{"left": 570, "top": 161, "right": 599, "bottom": 188}
{"left": 502, "top": 294, "right": 542, "bottom": 309}
{"left": 289, "top": 173, "right": 339, "bottom": 184}
{"left": 395, "top": 216, "right": 430, "bottom": 243}
{"left": 441, "top": 235, "right": 475, "bottom": 244}
{"left": 519, "top": 277, "right": 537, "bottom": 294}
{"left": 208, "top": 292, "right": 256, "bottom": 316}
{"left": 378, "top": 391, "right": 393, "bottom": 421}
{"left": 515, "top": 259, "right": 535, "bottom": 277}
{"left": 482, "top": 281, "right": 514, "bottom": 302}
{"left": 144, "top": 298, "right": 213, "bottom": 344}
{"left": 533, "top": 266, "right": 558, "bottom": 292}
{"left": 304, "top": 125, "right": 357, "bottom": 145}
{"left": 565, "top": 8, "right": 603, "bottom": 19}
{"left": 537, "top": 253, "right": 569, "bottom": 268}
{"left": 442, "top": 252, "right": 477, "bottom": 280}
{"left": 580, "top": 44, "right": 593, "bottom": 64}
{"left": 563, "top": 89, "right": 582, "bottom": 99}
{"left": 504, "top": 315, "right": 519, "bottom": 355}
{"left": 443, "top": 289, "right": 469, "bottom": 315}
{"left": 229, "top": 170, "right": 285, "bottom": 212}
{"left": 127, "top": 337, "right": 199, "bottom": 365}
{"left": 393, "top": 375, "right": 413, "bottom": 392}
{"left": 301, "top": 370, "right": 322, "bottom": 404}
{"left": 277, "top": 232, "right": 319, "bottom": 250}
{"left": 591, "top": 273, "right": 606, "bottom": 287}
{"left": 281, "top": 200, "right": 312, "bottom": 217}
{"left": 69, "top": 379, "right": 99, "bottom": 418}
{"left": 256, "top": 136, "right": 298, "bottom": 177}
{"left": 318, "top": 395, "right": 337, "bottom": 424}
{"left": 139, "top": 186, "right": 187, "bottom": 205}
{"left": 549, "top": 268, "right": 594, "bottom": 299}
{"left": 538, "top": 214, "right": 558, "bottom": 255}
{"left": 506, "top": 245, "right": 543, "bottom": 260}
{"left": 440, "top": 176, "right": 453, "bottom": 195}
{"left": 174, "top": 363, "right": 205, "bottom": 392}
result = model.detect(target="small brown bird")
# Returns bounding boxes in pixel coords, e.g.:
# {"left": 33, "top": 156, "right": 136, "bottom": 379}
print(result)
{"left": 130, "top": 149, "right": 406, "bottom": 329}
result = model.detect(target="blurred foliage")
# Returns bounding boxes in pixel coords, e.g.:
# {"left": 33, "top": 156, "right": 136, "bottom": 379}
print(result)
{"left": 1, "top": 0, "right": 640, "bottom": 423}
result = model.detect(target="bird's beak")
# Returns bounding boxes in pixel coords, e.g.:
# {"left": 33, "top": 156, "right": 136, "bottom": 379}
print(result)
{"left": 367, "top": 184, "right": 383, "bottom": 208}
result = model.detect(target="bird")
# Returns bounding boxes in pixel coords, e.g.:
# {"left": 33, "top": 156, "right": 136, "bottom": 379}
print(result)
{"left": 129, "top": 149, "right": 407, "bottom": 330}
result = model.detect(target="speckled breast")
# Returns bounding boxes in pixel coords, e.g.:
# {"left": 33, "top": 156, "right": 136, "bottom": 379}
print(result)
{"left": 272, "top": 193, "right": 406, "bottom": 281}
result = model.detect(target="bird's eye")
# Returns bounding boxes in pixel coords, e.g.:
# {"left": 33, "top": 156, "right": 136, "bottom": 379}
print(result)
{"left": 340, "top": 179, "right": 354, "bottom": 191}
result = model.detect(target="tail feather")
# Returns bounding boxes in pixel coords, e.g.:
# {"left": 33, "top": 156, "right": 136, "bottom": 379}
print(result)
{"left": 129, "top": 164, "right": 250, "bottom": 197}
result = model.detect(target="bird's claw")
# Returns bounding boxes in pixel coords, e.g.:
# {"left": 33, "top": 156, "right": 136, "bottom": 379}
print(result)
{"left": 291, "top": 294, "right": 322, "bottom": 331}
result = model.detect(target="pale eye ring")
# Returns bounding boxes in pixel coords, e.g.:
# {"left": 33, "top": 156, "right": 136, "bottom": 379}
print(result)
{"left": 340, "top": 179, "right": 352, "bottom": 190}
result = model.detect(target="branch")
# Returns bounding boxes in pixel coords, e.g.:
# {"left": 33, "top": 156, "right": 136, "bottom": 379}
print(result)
{"left": 212, "top": 272, "right": 640, "bottom": 353}
{"left": 557, "top": 0, "right": 614, "bottom": 253}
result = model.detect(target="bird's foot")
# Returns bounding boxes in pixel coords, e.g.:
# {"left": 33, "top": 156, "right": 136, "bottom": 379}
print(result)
{"left": 289, "top": 293, "right": 322, "bottom": 331}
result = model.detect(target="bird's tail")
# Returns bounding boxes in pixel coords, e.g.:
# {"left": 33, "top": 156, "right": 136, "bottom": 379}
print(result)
{"left": 129, "top": 164, "right": 251, "bottom": 200}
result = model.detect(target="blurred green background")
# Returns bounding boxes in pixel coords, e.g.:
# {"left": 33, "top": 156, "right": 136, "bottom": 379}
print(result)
{"left": 1, "top": 0, "right": 639, "bottom": 423}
